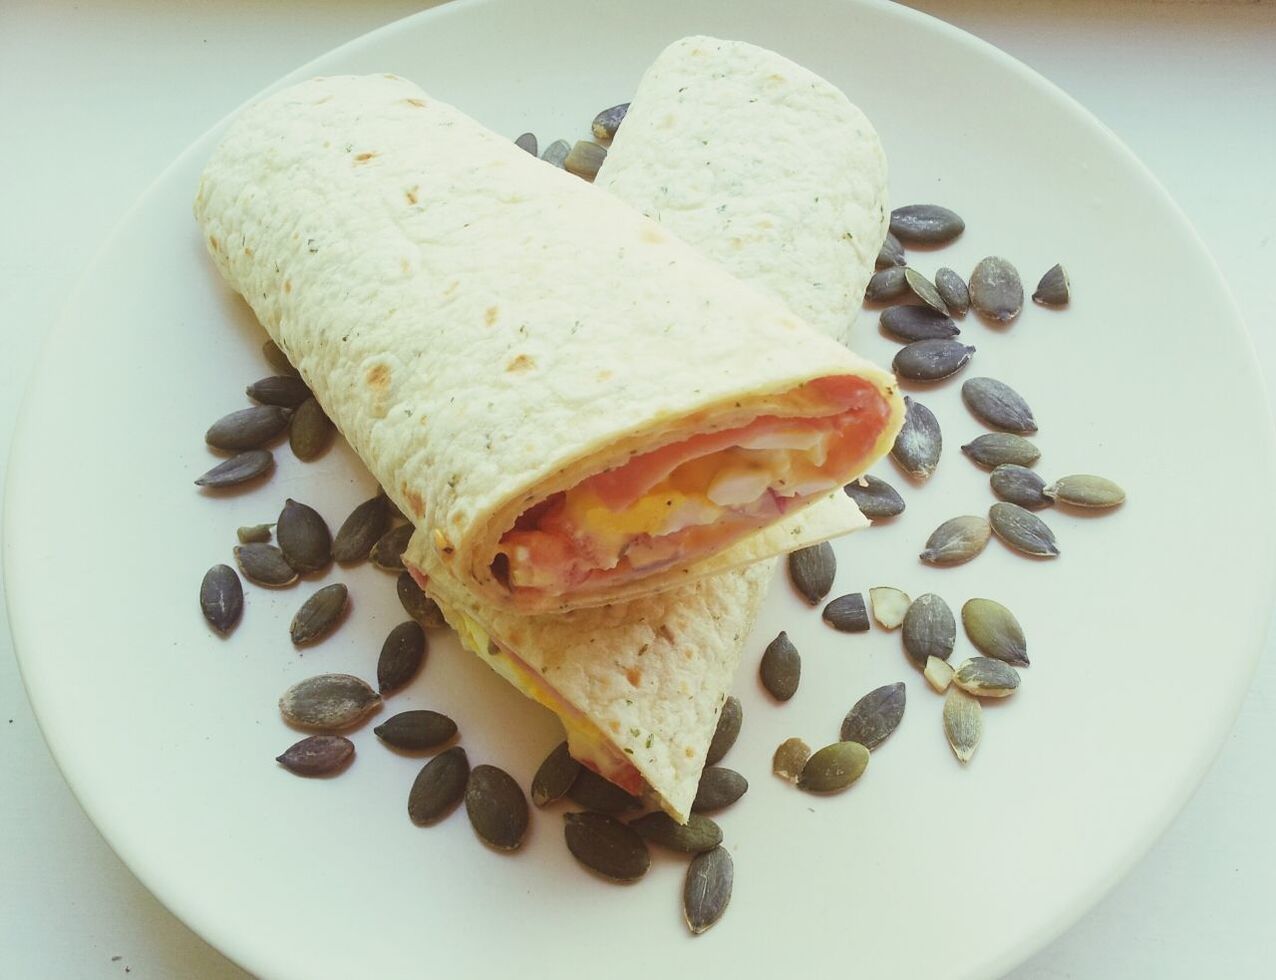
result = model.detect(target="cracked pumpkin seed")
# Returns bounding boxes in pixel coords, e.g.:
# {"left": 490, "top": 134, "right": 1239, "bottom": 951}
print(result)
{"left": 246, "top": 375, "right": 312, "bottom": 409}
{"left": 760, "top": 631, "right": 801, "bottom": 701}
{"left": 262, "top": 339, "right": 299, "bottom": 376}
{"left": 276, "top": 498, "right": 331, "bottom": 574}
{"left": 377, "top": 621, "right": 427, "bottom": 695}
{"left": 920, "top": 515, "right": 991, "bottom": 566}
{"left": 990, "top": 464, "right": 1051, "bottom": 510}
{"left": 953, "top": 657, "right": 1021, "bottom": 698}
{"left": 844, "top": 473, "right": 905, "bottom": 519}
{"left": 630, "top": 812, "right": 723, "bottom": 854}
{"left": 233, "top": 543, "right": 298, "bottom": 588}
{"left": 904, "top": 267, "right": 949, "bottom": 315}
{"left": 692, "top": 767, "right": 748, "bottom": 813}
{"left": 943, "top": 687, "right": 983, "bottom": 763}
{"left": 290, "top": 583, "right": 349, "bottom": 646}
{"left": 236, "top": 523, "right": 272, "bottom": 544}
{"left": 514, "top": 131, "right": 537, "bottom": 155}
{"left": 876, "top": 231, "right": 906, "bottom": 269}
{"left": 891, "top": 396, "right": 942, "bottom": 480}
{"left": 989, "top": 502, "right": 1060, "bottom": 557}
{"left": 823, "top": 593, "right": 870, "bottom": 632}
{"left": 962, "top": 377, "right": 1037, "bottom": 433}
{"left": 279, "top": 673, "right": 380, "bottom": 731}
{"left": 374, "top": 710, "right": 457, "bottom": 751}
{"left": 567, "top": 767, "right": 643, "bottom": 813}
{"left": 772, "top": 737, "right": 812, "bottom": 782}
{"left": 788, "top": 542, "right": 835, "bottom": 604}
{"left": 869, "top": 586, "right": 911, "bottom": 630}
{"left": 1043, "top": 474, "right": 1126, "bottom": 509}
{"left": 564, "top": 140, "right": 606, "bottom": 180}
{"left": 902, "top": 593, "right": 956, "bottom": 668}
{"left": 205, "top": 405, "right": 291, "bottom": 451}
{"left": 924, "top": 656, "right": 955, "bottom": 693}
{"left": 893, "top": 338, "right": 975, "bottom": 382}
{"left": 705, "top": 696, "right": 742, "bottom": 766}
{"left": 840, "top": 682, "right": 906, "bottom": 749}
{"left": 865, "top": 265, "right": 910, "bottom": 302}
{"left": 969, "top": 256, "right": 1024, "bottom": 322}
{"left": 889, "top": 204, "right": 965, "bottom": 245}
{"left": 962, "top": 433, "right": 1041, "bottom": 469}
{"left": 962, "top": 598, "right": 1029, "bottom": 667}
{"left": 798, "top": 741, "right": 870, "bottom": 793}
{"left": 408, "top": 746, "right": 469, "bottom": 825}
{"left": 199, "top": 564, "right": 243, "bottom": 635}
{"left": 289, "top": 397, "right": 334, "bottom": 461}
{"left": 564, "top": 812, "right": 649, "bottom": 882}
{"left": 465, "top": 764, "right": 528, "bottom": 851}
{"left": 540, "top": 138, "right": 571, "bottom": 168}
{"left": 684, "top": 846, "right": 733, "bottom": 935}
{"left": 591, "top": 103, "right": 629, "bottom": 141}
{"left": 532, "top": 741, "right": 582, "bottom": 807}
{"left": 331, "top": 495, "right": 390, "bottom": 563}
{"left": 1033, "top": 263, "right": 1070, "bottom": 306}
{"left": 934, "top": 267, "right": 970, "bottom": 316}
{"left": 370, "top": 523, "right": 413, "bottom": 571}
{"left": 880, "top": 305, "right": 960, "bottom": 342}
{"left": 276, "top": 734, "right": 354, "bottom": 777}
{"left": 397, "top": 571, "right": 447, "bottom": 629}
{"left": 195, "top": 449, "right": 274, "bottom": 488}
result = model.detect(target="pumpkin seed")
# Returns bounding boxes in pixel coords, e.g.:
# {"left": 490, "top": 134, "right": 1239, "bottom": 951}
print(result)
{"left": 865, "top": 265, "right": 909, "bottom": 302}
{"left": 233, "top": 543, "right": 298, "bottom": 588}
{"left": 969, "top": 256, "right": 1024, "bottom": 322}
{"left": 989, "top": 502, "right": 1060, "bottom": 557}
{"left": 1032, "top": 263, "right": 1070, "bottom": 306}
{"left": 772, "top": 737, "right": 812, "bottom": 782}
{"left": 891, "top": 397, "right": 942, "bottom": 480}
{"left": 904, "top": 268, "right": 949, "bottom": 315}
{"left": 893, "top": 338, "right": 975, "bottom": 382}
{"left": 902, "top": 593, "right": 956, "bottom": 668}
{"left": 564, "top": 140, "right": 606, "bottom": 180}
{"left": 962, "top": 598, "right": 1029, "bottom": 667}
{"left": 377, "top": 621, "right": 427, "bottom": 695}
{"left": 953, "top": 657, "right": 1021, "bottom": 698}
{"left": 876, "top": 231, "right": 906, "bottom": 269}
{"left": 843, "top": 473, "right": 905, "bottom": 519}
{"left": 279, "top": 673, "right": 380, "bottom": 731}
{"left": 564, "top": 812, "right": 649, "bottom": 882}
{"left": 924, "top": 656, "right": 955, "bottom": 693}
{"left": 567, "top": 768, "right": 643, "bottom": 813}
{"left": 1043, "top": 474, "right": 1126, "bottom": 509}
{"left": 330, "top": 496, "right": 389, "bottom": 563}
{"left": 408, "top": 746, "right": 469, "bottom": 825}
{"left": 380, "top": 489, "right": 409, "bottom": 524}
{"left": 465, "top": 764, "right": 529, "bottom": 851}
{"left": 397, "top": 571, "right": 448, "bottom": 629}
{"left": 961, "top": 433, "right": 1041, "bottom": 469}
{"left": 541, "top": 139, "right": 571, "bottom": 168}
{"left": 199, "top": 564, "right": 243, "bottom": 634}
{"left": 943, "top": 687, "right": 983, "bottom": 763}
{"left": 840, "top": 682, "right": 906, "bottom": 749}
{"left": 788, "top": 542, "right": 835, "bottom": 605}
{"left": 290, "top": 583, "right": 349, "bottom": 646}
{"left": 276, "top": 498, "right": 331, "bottom": 573}
{"left": 531, "top": 741, "right": 582, "bottom": 807}
{"left": 990, "top": 464, "right": 1051, "bottom": 510}
{"left": 236, "top": 523, "right": 273, "bottom": 544}
{"left": 798, "top": 741, "right": 870, "bottom": 793}
{"left": 591, "top": 102, "right": 629, "bottom": 141}
{"left": 245, "top": 375, "right": 312, "bottom": 408}
{"left": 823, "top": 593, "right": 870, "bottom": 632}
{"left": 920, "top": 515, "right": 991, "bottom": 566}
{"left": 374, "top": 709, "right": 457, "bottom": 751}
{"left": 760, "top": 631, "right": 801, "bottom": 702}
{"left": 630, "top": 812, "right": 723, "bottom": 854}
{"left": 692, "top": 767, "right": 748, "bottom": 813}
{"left": 879, "top": 305, "right": 960, "bottom": 342}
{"left": 961, "top": 377, "right": 1037, "bottom": 433}
{"left": 194, "top": 449, "right": 274, "bottom": 488}
{"left": 289, "top": 397, "right": 334, "bottom": 461}
{"left": 684, "top": 846, "right": 733, "bottom": 935}
{"left": 205, "top": 405, "right": 291, "bottom": 451}
{"left": 934, "top": 267, "right": 970, "bottom": 316}
{"left": 705, "top": 696, "right": 742, "bottom": 766}
{"left": 276, "top": 734, "right": 354, "bottom": 776}
{"left": 262, "top": 338, "right": 299, "bottom": 376}
{"left": 869, "top": 586, "right": 911, "bottom": 630}
{"left": 514, "top": 132, "right": 537, "bottom": 155}
{"left": 370, "top": 523, "right": 413, "bottom": 572}
{"left": 889, "top": 204, "right": 965, "bottom": 245}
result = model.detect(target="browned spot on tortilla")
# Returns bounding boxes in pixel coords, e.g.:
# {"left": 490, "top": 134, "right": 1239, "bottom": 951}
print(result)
{"left": 658, "top": 625, "right": 675, "bottom": 644}
{"left": 243, "top": 246, "right": 253, "bottom": 257}
{"left": 400, "top": 258, "right": 411, "bottom": 274}
{"left": 506, "top": 354, "right": 535, "bottom": 373}
{"left": 782, "top": 317, "right": 801, "bottom": 331}
{"left": 354, "top": 151, "right": 378, "bottom": 164}
{"left": 768, "top": 73, "right": 786, "bottom": 82}
{"left": 365, "top": 363, "right": 391, "bottom": 390}
{"left": 432, "top": 528, "right": 453, "bottom": 554}
{"left": 484, "top": 306, "right": 499, "bottom": 326}
{"left": 444, "top": 280, "right": 460, "bottom": 298}
{"left": 405, "top": 186, "right": 419, "bottom": 205}
{"left": 208, "top": 234, "right": 220, "bottom": 252}
{"left": 684, "top": 746, "right": 695, "bottom": 758}
{"left": 730, "top": 237, "right": 744, "bottom": 251}
{"left": 597, "top": 370, "right": 613, "bottom": 382}
{"left": 640, "top": 225, "right": 665, "bottom": 244}
{"left": 404, "top": 489, "right": 425, "bottom": 518}
{"left": 609, "top": 720, "right": 621, "bottom": 734}
{"left": 625, "top": 667, "right": 642, "bottom": 687}
{"left": 404, "top": 98, "right": 427, "bottom": 108}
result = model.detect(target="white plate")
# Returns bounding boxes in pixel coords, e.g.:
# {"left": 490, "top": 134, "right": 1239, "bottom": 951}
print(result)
{"left": 7, "top": 0, "right": 1274, "bottom": 977}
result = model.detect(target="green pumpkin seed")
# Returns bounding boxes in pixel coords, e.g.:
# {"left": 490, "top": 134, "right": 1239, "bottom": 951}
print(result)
{"left": 879, "top": 305, "right": 960, "bottom": 342}
{"left": 876, "top": 231, "right": 905, "bottom": 269}
{"left": 788, "top": 542, "right": 835, "bottom": 604}
{"left": 195, "top": 449, "right": 274, "bottom": 488}
{"left": 943, "top": 687, "right": 983, "bottom": 763}
{"left": 953, "top": 657, "right": 1021, "bottom": 698}
{"left": 823, "top": 593, "right": 870, "bottom": 632}
{"left": 199, "top": 564, "right": 243, "bottom": 635}
{"left": 869, "top": 586, "right": 911, "bottom": 630}
{"left": 397, "top": 571, "right": 447, "bottom": 629}
{"left": 760, "top": 631, "right": 801, "bottom": 702}
{"left": 236, "top": 523, "right": 273, "bottom": 544}
{"left": 891, "top": 396, "right": 942, "bottom": 480}
{"left": 989, "top": 502, "right": 1060, "bottom": 557}
{"left": 798, "top": 741, "right": 870, "bottom": 793}
{"left": 1032, "top": 263, "right": 1070, "bottom": 306}
{"left": 246, "top": 375, "right": 312, "bottom": 408}
{"left": 377, "top": 621, "right": 427, "bottom": 695}
{"left": 902, "top": 593, "right": 956, "bottom": 668}
{"left": 374, "top": 710, "right": 457, "bottom": 751}
{"left": 564, "top": 812, "right": 650, "bottom": 882}
{"left": 465, "top": 764, "right": 529, "bottom": 851}
{"left": 205, "top": 405, "right": 291, "bottom": 451}
{"left": 541, "top": 139, "right": 571, "bottom": 168}
{"left": 514, "top": 131, "right": 537, "bottom": 155}
{"left": 564, "top": 140, "right": 607, "bottom": 180}
{"left": 276, "top": 498, "right": 332, "bottom": 574}
{"left": 866, "top": 266, "right": 909, "bottom": 302}
{"left": 262, "top": 338, "right": 300, "bottom": 376}
{"left": 840, "top": 682, "right": 906, "bottom": 749}
{"left": 279, "top": 673, "right": 380, "bottom": 731}
{"left": 961, "top": 598, "right": 1029, "bottom": 667}
{"left": 962, "top": 377, "right": 1037, "bottom": 433}
{"left": 233, "top": 543, "right": 298, "bottom": 588}
{"left": 329, "top": 496, "right": 389, "bottom": 563}
{"left": 924, "top": 656, "right": 955, "bottom": 693}
{"left": 904, "top": 268, "right": 949, "bottom": 315}
{"left": 630, "top": 812, "right": 723, "bottom": 854}
{"left": 532, "top": 741, "right": 582, "bottom": 807}
{"left": 692, "top": 767, "right": 748, "bottom": 813}
{"left": 920, "top": 515, "right": 991, "bottom": 566}
{"left": 290, "top": 583, "right": 349, "bottom": 646}
{"left": 276, "top": 734, "right": 354, "bottom": 776}
{"left": 591, "top": 102, "right": 629, "bottom": 141}
{"left": 289, "top": 397, "right": 334, "bottom": 462}
{"left": 962, "top": 433, "right": 1041, "bottom": 469}
{"left": 567, "top": 768, "right": 643, "bottom": 813}
{"left": 969, "top": 256, "right": 1024, "bottom": 323}
{"left": 684, "top": 846, "right": 733, "bottom": 935}
{"left": 934, "top": 267, "right": 970, "bottom": 316}
{"left": 705, "top": 696, "right": 742, "bottom": 767}
{"left": 843, "top": 473, "right": 905, "bottom": 519}
{"left": 370, "top": 523, "right": 413, "bottom": 572}
{"left": 890, "top": 204, "right": 965, "bottom": 245}
{"left": 408, "top": 746, "right": 469, "bottom": 825}
{"left": 893, "top": 338, "right": 975, "bottom": 382}
{"left": 990, "top": 464, "right": 1051, "bottom": 510}
{"left": 772, "top": 737, "right": 812, "bottom": 782}
{"left": 1043, "top": 474, "right": 1126, "bottom": 509}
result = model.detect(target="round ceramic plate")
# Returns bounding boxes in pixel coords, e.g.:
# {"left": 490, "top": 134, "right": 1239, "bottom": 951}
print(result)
{"left": 7, "top": 0, "right": 1273, "bottom": 977}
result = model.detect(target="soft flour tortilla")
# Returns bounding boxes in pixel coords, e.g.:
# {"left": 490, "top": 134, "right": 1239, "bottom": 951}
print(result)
{"left": 194, "top": 73, "right": 900, "bottom": 614}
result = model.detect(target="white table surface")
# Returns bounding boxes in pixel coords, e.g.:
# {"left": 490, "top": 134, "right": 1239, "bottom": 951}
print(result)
{"left": 2, "top": 1, "right": 1273, "bottom": 976}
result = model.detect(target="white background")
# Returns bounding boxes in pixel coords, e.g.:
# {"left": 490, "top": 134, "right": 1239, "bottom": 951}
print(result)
{"left": 2, "top": 1, "right": 1273, "bottom": 976}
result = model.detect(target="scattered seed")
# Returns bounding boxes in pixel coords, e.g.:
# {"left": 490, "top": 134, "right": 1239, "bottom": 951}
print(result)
{"left": 1043, "top": 474, "right": 1126, "bottom": 509}
{"left": 279, "top": 673, "right": 380, "bottom": 731}
{"left": 879, "top": 305, "right": 960, "bottom": 342}
{"left": 684, "top": 846, "right": 733, "bottom": 935}
{"left": 380, "top": 489, "right": 409, "bottom": 524}
{"left": 692, "top": 767, "right": 748, "bottom": 813}
{"left": 705, "top": 696, "right": 742, "bottom": 766}
{"left": 1033, "top": 263, "right": 1070, "bottom": 306}
{"left": 904, "top": 268, "right": 949, "bottom": 315}
{"left": 567, "top": 768, "right": 643, "bottom": 813}
{"left": 893, "top": 338, "right": 975, "bottom": 382}
{"left": 876, "top": 231, "right": 906, "bottom": 269}
{"left": 823, "top": 593, "right": 870, "bottom": 632}
{"left": 465, "top": 765, "right": 529, "bottom": 851}
{"left": 840, "top": 682, "right": 906, "bottom": 749}
{"left": 541, "top": 138, "right": 571, "bottom": 168}
{"left": 370, "top": 523, "right": 413, "bottom": 571}
{"left": 199, "top": 564, "right": 243, "bottom": 634}
{"left": 760, "top": 631, "right": 801, "bottom": 701}
{"left": 788, "top": 542, "right": 835, "bottom": 605}
{"left": 961, "top": 377, "right": 1037, "bottom": 433}
{"left": 591, "top": 102, "right": 629, "bottom": 141}
{"left": 564, "top": 140, "right": 607, "bottom": 180}
{"left": 989, "top": 502, "right": 1060, "bottom": 557}
{"left": 962, "top": 433, "right": 1041, "bottom": 469}
{"left": 844, "top": 473, "right": 906, "bottom": 519}
{"left": 772, "top": 737, "right": 812, "bottom": 782}
{"left": 989, "top": 464, "right": 1051, "bottom": 509}
{"left": 397, "top": 571, "right": 447, "bottom": 629}
{"left": 330, "top": 496, "right": 390, "bottom": 564}
{"left": 891, "top": 397, "right": 942, "bottom": 480}
{"left": 233, "top": 543, "right": 298, "bottom": 588}
{"left": 920, "top": 516, "right": 991, "bottom": 566}
{"left": 276, "top": 735, "right": 354, "bottom": 777}
{"left": 290, "top": 583, "right": 349, "bottom": 646}
{"left": 205, "top": 405, "right": 291, "bottom": 451}
{"left": 943, "top": 687, "right": 983, "bottom": 763}
{"left": 866, "top": 266, "right": 909, "bottom": 302}
{"left": 962, "top": 598, "right": 1029, "bottom": 667}
{"left": 236, "top": 523, "right": 272, "bottom": 544}
{"left": 408, "top": 746, "right": 469, "bottom": 825}
{"left": 934, "top": 267, "right": 970, "bottom": 316}
{"left": 969, "top": 256, "right": 1024, "bottom": 322}
{"left": 531, "top": 741, "right": 582, "bottom": 807}
{"left": 924, "top": 656, "right": 955, "bottom": 693}
{"left": 798, "top": 741, "right": 870, "bottom": 793}
{"left": 276, "top": 498, "right": 332, "bottom": 574}
{"left": 902, "top": 593, "right": 956, "bottom": 668}
{"left": 195, "top": 449, "right": 274, "bottom": 488}
{"left": 630, "top": 812, "right": 723, "bottom": 854}
{"left": 377, "top": 621, "right": 427, "bottom": 695}
{"left": 890, "top": 204, "right": 965, "bottom": 245}
{"left": 869, "top": 587, "right": 911, "bottom": 630}
{"left": 953, "top": 657, "right": 1021, "bottom": 698}
{"left": 374, "top": 710, "right": 457, "bottom": 751}
{"left": 289, "top": 397, "right": 334, "bottom": 461}
{"left": 564, "top": 812, "right": 649, "bottom": 882}
{"left": 514, "top": 132, "right": 538, "bottom": 155}
{"left": 245, "top": 375, "right": 312, "bottom": 408}
{"left": 262, "top": 338, "right": 299, "bottom": 376}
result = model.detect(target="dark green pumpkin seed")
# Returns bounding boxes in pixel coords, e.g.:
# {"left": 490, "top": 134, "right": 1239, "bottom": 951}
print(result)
{"left": 876, "top": 231, "right": 906, "bottom": 269}
{"left": 893, "top": 338, "right": 975, "bottom": 382}
{"left": 233, "top": 543, "right": 298, "bottom": 588}
{"left": 684, "top": 846, "right": 733, "bottom": 935}
{"left": 236, "top": 523, "right": 273, "bottom": 544}
{"left": 844, "top": 473, "right": 906, "bottom": 519}
{"left": 370, "top": 523, "right": 413, "bottom": 572}
{"left": 591, "top": 103, "right": 629, "bottom": 141}
{"left": 962, "top": 433, "right": 1041, "bottom": 469}
{"left": 276, "top": 734, "right": 354, "bottom": 776}
{"left": 276, "top": 498, "right": 331, "bottom": 574}
{"left": 262, "top": 338, "right": 300, "bottom": 376}
{"left": 1043, "top": 474, "right": 1126, "bottom": 509}
{"left": 541, "top": 139, "right": 571, "bottom": 168}
{"left": 920, "top": 515, "right": 990, "bottom": 566}
{"left": 760, "top": 631, "right": 801, "bottom": 701}
{"left": 289, "top": 397, "right": 334, "bottom": 462}
{"left": 246, "top": 375, "right": 312, "bottom": 408}
{"left": 902, "top": 593, "right": 956, "bottom": 668}
{"left": 377, "top": 621, "right": 427, "bottom": 695}
{"left": 705, "top": 696, "right": 742, "bottom": 766}
{"left": 514, "top": 132, "right": 537, "bottom": 155}
{"left": 934, "top": 267, "right": 970, "bottom": 316}
{"left": 397, "top": 571, "right": 447, "bottom": 629}
{"left": 953, "top": 657, "right": 1021, "bottom": 698}
{"left": 199, "top": 564, "right": 243, "bottom": 634}
{"left": 890, "top": 204, "right": 965, "bottom": 245}
{"left": 823, "top": 593, "right": 870, "bottom": 632}
{"left": 989, "top": 502, "right": 1059, "bottom": 557}
{"left": 798, "top": 741, "right": 870, "bottom": 793}
{"left": 865, "top": 265, "right": 909, "bottom": 302}
{"left": 943, "top": 687, "right": 982, "bottom": 763}
{"left": 969, "top": 256, "right": 1024, "bottom": 322}
{"left": 1032, "top": 263, "right": 1070, "bottom": 306}
{"left": 904, "top": 268, "right": 949, "bottom": 315}
{"left": 330, "top": 496, "right": 390, "bottom": 563}
{"left": 567, "top": 768, "right": 643, "bottom": 813}
{"left": 962, "top": 377, "right": 1037, "bottom": 433}
{"left": 290, "top": 583, "right": 349, "bottom": 645}
{"left": 374, "top": 709, "right": 457, "bottom": 751}
{"left": 279, "top": 673, "right": 380, "bottom": 731}
{"left": 630, "top": 812, "right": 723, "bottom": 854}
{"left": 891, "top": 396, "right": 942, "bottom": 480}
{"left": 772, "top": 737, "right": 812, "bottom": 782}
{"left": 205, "top": 405, "right": 291, "bottom": 451}
{"left": 564, "top": 812, "right": 649, "bottom": 882}
{"left": 564, "top": 140, "right": 606, "bottom": 180}
{"left": 408, "top": 746, "right": 469, "bottom": 825}
{"left": 840, "top": 682, "right": 906, "bottom": 749}
{"left": 788, "top": 542, "right": 835, "bottom": 604}
{"left": 531, "top": 741, "right": 582, "bottom": 807}
{"left": 691, "top": 767, "right": 748, "bottom": 813}
{"left": 879, "top": 305, "right": 959, "bottom": 342}
{"left": 465, "top": 764, "right": 528, "bottom": 851}
{"left": 990, "top": 464, "right": 1050, "bottom": 509}
{"left": 962, "top": 598, "right": 1029, "bottom": 667}
{"left": 195, "top": 449, "right": 274, "bottom": 488}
